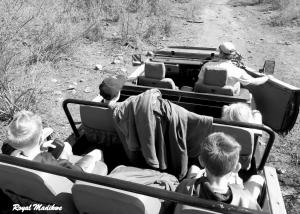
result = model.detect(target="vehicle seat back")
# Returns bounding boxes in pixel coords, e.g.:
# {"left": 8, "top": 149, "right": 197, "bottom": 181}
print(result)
{"left": 194, "top": 66, "right": 240, "bottom": 96}
{"left": 138, "top": 62, "right": 177, "bottom": 89}
{"left": 174, "top": 204, "right": 220, "bottom": 214}
{"left": 72, "top": 181, "right": 161, "bottom": 214}
{"left": 80, "top": 105, "right": 254, "bottom": 170}
{"left": 80, "top": 105, "right": 120, "bottom": 145}
{"left": 212, "top": 124, "right": 254, "bottom": 170}
{"left": 0, "top": 162, "right": 77, "bottom": 213}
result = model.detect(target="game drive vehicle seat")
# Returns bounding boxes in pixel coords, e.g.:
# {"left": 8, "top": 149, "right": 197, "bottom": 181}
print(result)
{"left": 137, "top": 61, "right": 177, "bottom": 90}
{"left": 0, "top": 161, "right": 77, "bottom": 214}
{"left": 76, "top": 101, "right": 258, "bottom": 179}
{"left": 72, "top": 180, "right": 162, "bottom": 214}
{"left": 80, "top": 104, "right": 118, "bottom": 146}
{"left": 63, "top": 99, "right": 286, "bottom": 213}
{"left": 194, "top": 66, "right": 244, "bottom": 97}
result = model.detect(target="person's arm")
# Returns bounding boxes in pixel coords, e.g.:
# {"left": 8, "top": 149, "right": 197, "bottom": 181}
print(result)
{"left": 33, "top": 152, "right": 83, "bottom": 172}
{"left": 247, "top": 76, "right": 269, "bottom": 85}
{"left": 196, "top": 66, "right": 206, "bottom": 84}
{"left": 239, "top": 68, "right": 270, "bottom": 86}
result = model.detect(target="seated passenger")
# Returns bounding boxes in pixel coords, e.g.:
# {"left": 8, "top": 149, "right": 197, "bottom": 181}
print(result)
{"left": 93, "top": 75, "right": 126, "bottom": 106}
{"left": 222, "top": 102, "right": 262, "bottom": 125}
{"left": 176, "top": 132, "right": 264, "bottom": 211}
{"left": 5, "top": 110, "right": 107, "bottom": 176}
{"left": 222, "top": 102, "right": 267, "bottom": 166}
{"left": 196, "top": 42, "right": 270, "bottom": 89}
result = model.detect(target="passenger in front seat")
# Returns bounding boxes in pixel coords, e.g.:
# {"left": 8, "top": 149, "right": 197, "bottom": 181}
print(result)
{"left": 196, "top": 42, "right": 270, "bottom": 88}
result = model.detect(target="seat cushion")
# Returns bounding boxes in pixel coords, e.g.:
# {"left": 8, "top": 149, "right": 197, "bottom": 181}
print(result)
{"left": 194, "top": 83, "right": 234, "bottom": 96}
{"left": 138, "top": 76, "right": 176, "bottom": 89}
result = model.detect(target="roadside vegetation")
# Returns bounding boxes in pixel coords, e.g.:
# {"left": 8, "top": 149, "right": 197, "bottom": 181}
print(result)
{"left": 0, "top": 0, "right": 175, "bottom": 122}
{"left": 258, "top": 0, "right": 300, "bottom": 26}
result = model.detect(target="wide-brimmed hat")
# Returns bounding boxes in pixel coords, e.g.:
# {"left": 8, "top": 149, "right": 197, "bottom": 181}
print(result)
{"left": 99, "top": 75, "right": 126, "bottom": 100}
{"left": 7, "top": 110, "right": 42, "bottom": 149}
{"left": 219, "top": 42, "right": 236, "bottom": 55}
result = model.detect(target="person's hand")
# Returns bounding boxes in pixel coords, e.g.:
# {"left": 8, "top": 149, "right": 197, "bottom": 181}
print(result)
{"left": 58, "top": 142, "right": 73, "bottom": 160}
{"left": 40, "top": 140, "right": 56, "bottom": 151}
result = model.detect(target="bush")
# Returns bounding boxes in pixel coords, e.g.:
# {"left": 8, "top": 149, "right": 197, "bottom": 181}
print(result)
{"left": 119, "top": 0, "right": 173, "bottom": 46}
{"left": 0, "top": 62, "right": 43, "bottom": 121}
{"left": 0, "top": 0, "right": 175, "bottom": 121}
{"left": 185, "top": 0, "right": 201, "bottom": 20}
{"left": 0, "top": 0, "right": 86, "bottom": 121}
{"left": 269, "top": 0, "right": 300, "bottom": 26}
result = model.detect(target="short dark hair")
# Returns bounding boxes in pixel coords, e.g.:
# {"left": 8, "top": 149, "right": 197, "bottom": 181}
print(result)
{"left": 200, "top": 132, "right": 241, "bottom": 176}
{"left": 99, "top": 75, "right": 126, "bottom": 101}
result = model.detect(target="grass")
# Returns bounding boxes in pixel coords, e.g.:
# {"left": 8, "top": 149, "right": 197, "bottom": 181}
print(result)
{"left": 259, "top": 0, "right": 300, "bottom": 26}
{"left": 0, "top": 0, "right": 174, "bottom": 122}
{"left": 270, "top": 0, "right": 300, "bottom": 26}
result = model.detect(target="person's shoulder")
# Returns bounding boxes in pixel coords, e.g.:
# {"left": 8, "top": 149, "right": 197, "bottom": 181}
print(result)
{"left": 229, "top": 184, "right": 262, "bottom": 210}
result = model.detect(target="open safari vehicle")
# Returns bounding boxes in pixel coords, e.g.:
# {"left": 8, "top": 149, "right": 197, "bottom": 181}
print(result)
{"left": 1, "top": 46, "right": 299, "bottom": 214}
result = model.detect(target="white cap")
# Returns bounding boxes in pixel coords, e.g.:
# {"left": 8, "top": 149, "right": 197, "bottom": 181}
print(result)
{"left": 219, "top": 42, "right": 236, "bottom": 55}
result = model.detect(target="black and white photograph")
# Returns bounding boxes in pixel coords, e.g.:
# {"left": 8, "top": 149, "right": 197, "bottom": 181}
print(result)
{"left": 0, "top": 0, "right": 299, "bottom": 213}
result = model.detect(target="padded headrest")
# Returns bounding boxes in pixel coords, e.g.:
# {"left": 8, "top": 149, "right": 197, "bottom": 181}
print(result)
{"left": 144, "top": 62, "right": 166, "bottom": 80}
{"left": 203, "top": 66, "right": 228, "bottom": 87}
{"left": 80, "top": 106, "right": 115, "bottom": 132}
{"left": 72, "top": 181, "right": 162, "bottom": 214}
{"left": 0, "top": 163, "right": 73, "bottom": 199}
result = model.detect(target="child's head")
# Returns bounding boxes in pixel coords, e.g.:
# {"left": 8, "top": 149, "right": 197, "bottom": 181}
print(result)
{"left": 7, "top": 110, "right": 43, "bottom": 150}
{"left": 199, "top": 132, "right": 241, "bottom": 177}
{"left": 99, "top": 75, "right": 126, "bottom": 103}
{"left": 222, "top": 103, "right": 255, "bottom": 123}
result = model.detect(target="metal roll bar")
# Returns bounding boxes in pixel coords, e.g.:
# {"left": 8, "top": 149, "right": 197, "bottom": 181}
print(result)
{"left": 0, "top": 98, "right": 276, "bottom": 214}
{"left": 0, "top": 154, "right": 267, "bottom": 214}
{"left": 62, "top": 98, "right": 275, "bottom": 171}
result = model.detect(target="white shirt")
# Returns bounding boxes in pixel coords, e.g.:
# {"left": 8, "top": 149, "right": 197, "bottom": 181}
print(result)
{"left": 197, "top": 60, "right": 256, "bottom": 87}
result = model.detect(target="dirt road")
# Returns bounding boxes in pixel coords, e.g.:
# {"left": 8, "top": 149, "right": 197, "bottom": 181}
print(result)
{"left": 169, "top": 0, "right": 300, "bottom": 85}
{"left": 166, "top": 0, "right": 300, "bottom": 212}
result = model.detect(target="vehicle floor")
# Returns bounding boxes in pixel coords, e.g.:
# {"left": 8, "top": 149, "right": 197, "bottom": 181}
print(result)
{"left": 0, "top": 189, "right": 15, "bottom": 214}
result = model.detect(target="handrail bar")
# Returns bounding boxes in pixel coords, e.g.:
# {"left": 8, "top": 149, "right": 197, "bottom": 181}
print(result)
{"left": 0, "top": 154, "right": 267, "bottom": 214}
{"left": 62, "top": 99, "right": 275, "bottom": 171}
